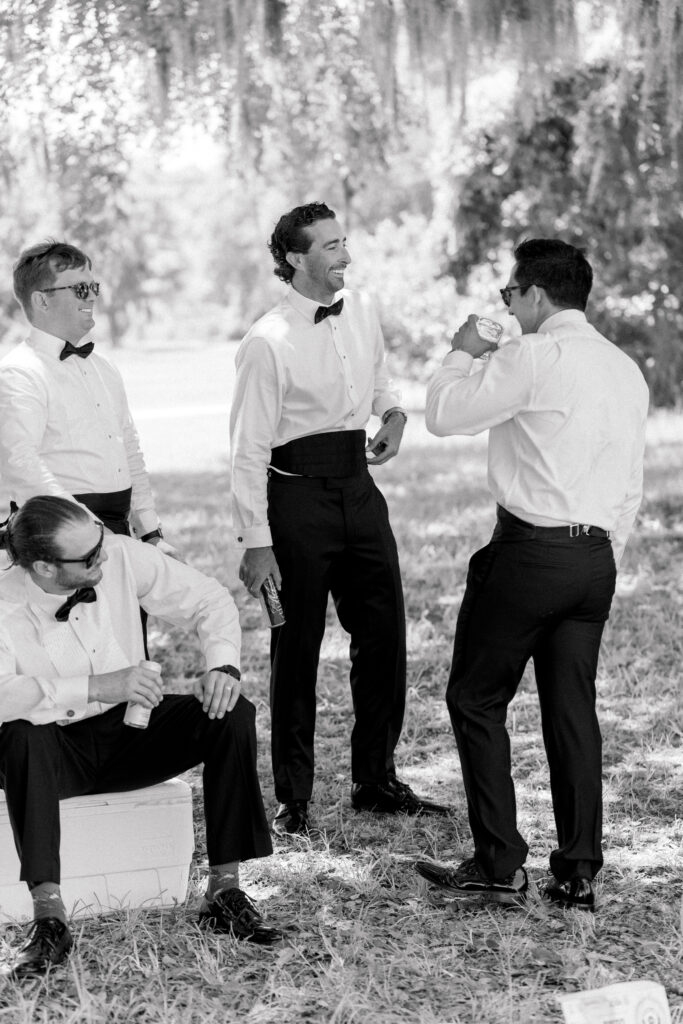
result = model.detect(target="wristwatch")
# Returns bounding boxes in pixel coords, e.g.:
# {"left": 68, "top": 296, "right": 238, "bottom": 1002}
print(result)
{"left": 382, "top": 408, "right": 408, "bottom": 426}
{"left": 211, "top": 665, "right": 241, "bottom": 682}
{"left": 141, "top": 528, "right": 164, "bottom": 543}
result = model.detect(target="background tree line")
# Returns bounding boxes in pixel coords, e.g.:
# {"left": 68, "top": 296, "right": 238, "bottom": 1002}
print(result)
{"left": 1, "top": 0, "right": 681, "bottom": 404}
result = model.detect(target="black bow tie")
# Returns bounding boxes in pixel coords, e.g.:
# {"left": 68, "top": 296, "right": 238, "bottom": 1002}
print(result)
{"left": 60, "top": 341, "right": 95, "bottom": 361}
{"left": 314, "top": 298, "right": 344, "bottom": 324}
{"left": 55, "top": 587, "right": 97, "bottom": 622}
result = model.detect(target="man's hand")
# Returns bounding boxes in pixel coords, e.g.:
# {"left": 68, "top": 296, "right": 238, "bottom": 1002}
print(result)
{"left": 239, "top": 546, "right": 281, "bottom": 597}
{"left": 146, "top": 535, "right": 184, "bottom": 562}
{"left": 366, "top": 412, "right": 406, "bottom": 465}
{"left": 450, "top": 314, "right": 498, "bottom": 359}
{"left": 193, "top": 670, "right": 241, "bottom": 719}
{"left": 88, "top": 663, "right": 164, "bottom": 707}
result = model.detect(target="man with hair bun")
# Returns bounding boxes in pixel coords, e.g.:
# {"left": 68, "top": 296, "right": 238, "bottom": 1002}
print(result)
{"left": 230, "top": 201, "right": 448, "bottom": 837}
{"left": 0, "top": 496, "right": 282, "bottom": 979}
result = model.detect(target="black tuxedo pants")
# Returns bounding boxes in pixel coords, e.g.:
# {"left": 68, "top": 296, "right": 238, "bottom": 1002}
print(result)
{"left": 446, "top": 519, "right": 616, "bottom": 882}
{"left": 0, "top": 695, "right": 272, "bottom": 883}
{"left": 267, "top": 469, "right": 406, "bottom": 803}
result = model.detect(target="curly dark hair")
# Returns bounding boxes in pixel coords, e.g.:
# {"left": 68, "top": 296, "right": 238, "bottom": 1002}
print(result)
{"left": 514, "top": 239, "right": 593, "bottom": 311}
{"left": 1, "top": 496, "right": 91, "bottom": 569}
{"left": 268, "top": 202, "right": 336, "bottom": 284}
{"left": 13, "top": 239, "right": 91, "bottom": 317}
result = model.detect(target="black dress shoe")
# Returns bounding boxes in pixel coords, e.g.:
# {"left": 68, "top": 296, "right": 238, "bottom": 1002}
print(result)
{"left": 10, "top": 918, "right": 73, "bottom": 978}
{"left": 272, "top": 800, "right": 311, "bottom": 836}
{"left": 351, "top": 777, "right": 450, "bottom": 816}
{"left": 415, "top": 857, "right": 528, "bottom": 906}
{"left": 198, "top": 887, "right": 283, "bottom": 944}
{"left": 543, "top": 875, "right": 595, "bottom": 911}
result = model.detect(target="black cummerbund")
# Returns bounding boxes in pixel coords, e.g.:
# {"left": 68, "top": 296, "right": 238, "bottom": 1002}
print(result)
{"left": 73, "top": 486, "right": 132, "bottom": 536}
{"left": 270, "top": 430, "right": 367, "bottom": 477}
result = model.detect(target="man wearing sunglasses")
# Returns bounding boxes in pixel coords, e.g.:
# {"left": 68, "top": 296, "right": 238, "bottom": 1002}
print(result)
{"left": 0, "top": 240, "right": 174, "bottom": 553}
{"left": 418, "top": 238, "right": 649, "bottom": 911}
{"left": 0, "top": 496, "right": 281, "bottom": 979}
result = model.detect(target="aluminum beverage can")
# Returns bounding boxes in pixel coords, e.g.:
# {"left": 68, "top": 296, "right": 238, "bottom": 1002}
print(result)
{"left": 260, "top": 575, "right": 285, "bottom": 628}
{"left": 475, "top": 317, "right": 504, "bottom": 344}
{"left": 123, "top": 660, "right": 161, "bottom": 729}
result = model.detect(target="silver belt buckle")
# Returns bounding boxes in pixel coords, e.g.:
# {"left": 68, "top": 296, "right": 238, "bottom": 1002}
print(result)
{"left": 569, "top": 524, "right": 580, "bottom": 537}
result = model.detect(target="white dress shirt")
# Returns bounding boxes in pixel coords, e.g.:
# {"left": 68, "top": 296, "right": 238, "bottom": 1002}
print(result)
{"left": 0, "top": 327, "right": 159, "bottom": 536}
{"left": 425, "top": 310, "right": 650, "bottom": 566}
{"left": 230, "top": 288, "right": 402, "bottom": 548}
{"left": 0, "top": 535, "right": 240, "bottom": 726}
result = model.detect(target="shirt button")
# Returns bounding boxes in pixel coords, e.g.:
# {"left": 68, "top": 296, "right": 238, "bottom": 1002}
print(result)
{"left": 66, "top": 710, "right": 75, "bottom": 718}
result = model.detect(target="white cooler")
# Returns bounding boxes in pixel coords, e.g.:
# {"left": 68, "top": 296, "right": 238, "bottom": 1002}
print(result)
{"left": 0, "top": 778, "right": 195, "bottom": 922}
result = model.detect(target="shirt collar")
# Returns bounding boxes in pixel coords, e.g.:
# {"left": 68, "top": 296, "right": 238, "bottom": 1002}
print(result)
{"left": 537, "top": 309, "right": 588, "bottom": 334}
{"left": 23, "top": 572, "right": 70, "bottom": 614}
{"left": 285, "top": 287, "right": 344, "bottom": 325}
{"left": 27, "top": 325, "right": 94, "bottom": 360}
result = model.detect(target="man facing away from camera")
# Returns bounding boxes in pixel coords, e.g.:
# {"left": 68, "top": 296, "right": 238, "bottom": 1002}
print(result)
{"left": 416, "top": 239, "right": 649, "bottom": 910}
{"left": 0, "top": 240, "right": 176, "bottom": 552}
{"left": 0, "top": 496, "right": 282, "bottom": 980}
{"left": 230, "top": 201, "right": 449, "bottom": 836}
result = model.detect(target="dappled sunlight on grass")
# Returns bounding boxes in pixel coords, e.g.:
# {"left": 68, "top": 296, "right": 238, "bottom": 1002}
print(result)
{"left": 2, "top": 418, "right": 681, "bottom": 1022}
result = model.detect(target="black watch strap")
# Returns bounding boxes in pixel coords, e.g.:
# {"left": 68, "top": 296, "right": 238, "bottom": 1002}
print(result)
{"left": 382, "top": 408, "right": 407, "bottom": 426}
{"left": 141, "top": 528, "right": 163, "bottom": 543}
{"left": 211, "top": 665, "right": 241, "bottom": 682}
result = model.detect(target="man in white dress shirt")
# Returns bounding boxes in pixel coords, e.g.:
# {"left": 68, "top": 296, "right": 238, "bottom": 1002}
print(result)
{"left": 415, "top": 239, "right": 649, "bottom": 910}
{"left": 0, "top": 496, "right": 280, "bottom": 979}
{"left": 230, "top": 201, "right": 447, "bottom": 836}
{"left": 0, "top": 240, "right": 173, "bottom": 551}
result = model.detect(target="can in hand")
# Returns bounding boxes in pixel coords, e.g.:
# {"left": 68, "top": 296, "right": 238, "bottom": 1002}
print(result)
{"left": 260, "top": 575, "right": 285, "bottom": 628}
{"left": 475, "top": 317, "right": 504, "bottom": 345}
{"left": 123, "top": 659, "right": 162, "bottom": 729}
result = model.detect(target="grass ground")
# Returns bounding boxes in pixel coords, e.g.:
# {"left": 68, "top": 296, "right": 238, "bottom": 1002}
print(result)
{"left": 0, "top": 419, "right": 682, "bottom": 1022}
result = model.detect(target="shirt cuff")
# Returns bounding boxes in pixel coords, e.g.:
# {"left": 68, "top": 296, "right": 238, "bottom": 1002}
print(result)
{"left": 443, "top": 349, "right": 475, "bottom": 371}
{"left": 56, "top": 674, "right": 90, "bottom": 721}
{"left": 234, "top": 524, "right": 273, "bottom": 548}
{"left": 131, "top": 510, "right": 161, "bottom": 538}
{"left": 204, "top": 644, "right": 240, "bottom": 673}
{"left": 374, "top": 391, "right": 404, "bottom": 422}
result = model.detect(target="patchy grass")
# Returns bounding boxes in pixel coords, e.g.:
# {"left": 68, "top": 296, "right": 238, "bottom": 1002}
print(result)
{"left": 1, "top": 422, "right": 683, "bottom": 1022}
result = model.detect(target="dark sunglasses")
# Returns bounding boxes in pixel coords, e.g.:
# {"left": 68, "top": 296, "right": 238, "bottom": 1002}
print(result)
{"left": 501, "top": 284, "right": 528, "bottom": 307}
{"left": 42, "top": 282, "right": 100, "bottom": 301}
{"left": 53, "top": 523, "right": 105, "bottom": 569}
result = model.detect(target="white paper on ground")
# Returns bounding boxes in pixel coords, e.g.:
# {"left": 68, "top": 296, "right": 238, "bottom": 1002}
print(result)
{"left": 559, "top": 980, "right": 671, "bottom": 1024}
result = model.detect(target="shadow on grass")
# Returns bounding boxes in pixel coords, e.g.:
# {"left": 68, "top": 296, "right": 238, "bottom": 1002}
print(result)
{"left": 3, "top": 450, "right": 678, "bottom": 1022}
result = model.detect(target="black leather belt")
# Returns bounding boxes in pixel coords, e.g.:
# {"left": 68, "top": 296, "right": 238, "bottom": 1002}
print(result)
{"left": 496, "top": 506, "right": 611, "bottom": 539}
